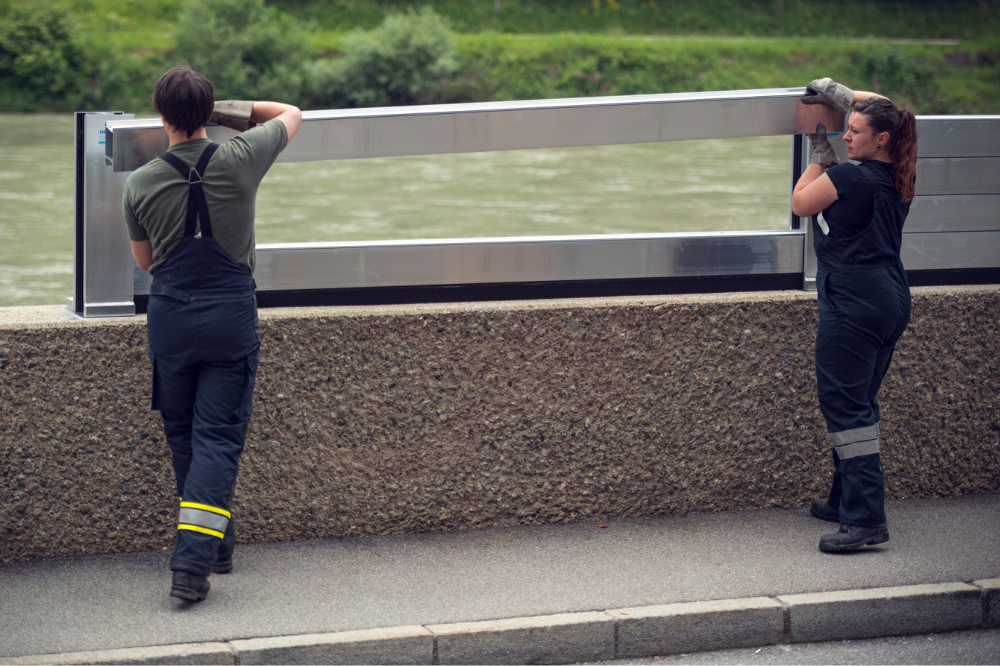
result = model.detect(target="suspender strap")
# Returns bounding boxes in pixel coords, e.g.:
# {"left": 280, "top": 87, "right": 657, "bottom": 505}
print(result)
{"left": 857, "top": 163, "right": 881, "bottom": 195}
{"left": 158, "top": 143, "right": 220, "bottom": 238}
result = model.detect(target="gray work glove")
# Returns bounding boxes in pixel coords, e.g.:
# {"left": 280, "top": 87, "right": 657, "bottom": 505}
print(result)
{"left": 209, "top": 100, "right": 257, "bottom": 132}
{"left": 801, "top": 77, "right": 854, "bottom": 115}
{"left": 808, "top": 123, "right": 840, "bottom": 166}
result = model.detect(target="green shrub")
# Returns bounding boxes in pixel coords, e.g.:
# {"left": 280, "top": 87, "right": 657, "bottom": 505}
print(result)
{"left": 309, "top": 7, "right": 460, "bottom": 108}
{"left": 0, "top": 4, "right": 88, "bottom": 111}
{"left": 175, "top": 0, "right": 308, "bottom": 104}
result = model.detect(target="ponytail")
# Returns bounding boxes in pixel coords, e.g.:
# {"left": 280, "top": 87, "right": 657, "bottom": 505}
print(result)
{"left": 853, "top": 97, "right": 919, "bottom": 203}
{"left": 890, "top": 109, "right": 918, "bottom": 203}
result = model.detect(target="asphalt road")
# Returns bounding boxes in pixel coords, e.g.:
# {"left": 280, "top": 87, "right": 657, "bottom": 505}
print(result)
{"left": 594, "top": 628, "right": 1000, "bottom": 665}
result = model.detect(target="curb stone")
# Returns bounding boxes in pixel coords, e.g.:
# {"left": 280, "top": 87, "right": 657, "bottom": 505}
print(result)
{"left": 230, "top": 625, "right": 432, "bottom": 665}
{"left": 778, "top": 582, "right": 983, "bottom": 643}
{"left": 427, "top": 611, "right": 615, "bottom": 665}
{"left": 0, "top": 643, "right": 234, "bottom": 665}
{"left": 609, "top": 597, "right": 784, "bottom": 657}
{"left": 3, "top": 580, "right": 998, "bottom": 665}
{"left": 975, "top": 578, "right": 1000, "bottom": 628}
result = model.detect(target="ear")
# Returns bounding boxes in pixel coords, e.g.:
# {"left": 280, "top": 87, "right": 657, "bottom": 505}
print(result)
{"left": 878, "top": 131, "right": 891, "bottom": 148}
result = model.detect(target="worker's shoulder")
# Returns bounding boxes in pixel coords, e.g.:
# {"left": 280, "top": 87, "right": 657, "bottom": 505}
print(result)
{"left": 217, "top": 119, "right": 287, "bottom": 158}
{"left": 825, "top": 161, "right": 865, "bottom": 190}
{"left": 124, "top": 155, "right": 175, "bottom": 195}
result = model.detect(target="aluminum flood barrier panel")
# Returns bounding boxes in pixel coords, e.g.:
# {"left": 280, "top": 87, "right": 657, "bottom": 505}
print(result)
{"left": 105, "top": 88, "right": 844, "bottom": 171}
{"left": 71, "top": 90, "right": 999, "bottom": 316}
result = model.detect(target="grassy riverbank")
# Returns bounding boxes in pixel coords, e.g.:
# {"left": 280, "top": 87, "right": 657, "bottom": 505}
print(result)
{"left": 1, "top": 0, "right": 998, "bottom": 114}
{"left": 48, "top": 0, "right": 1000, "bottom": 39}
{"left": 445, "top": 34, "right": 1000, "bottom": 114}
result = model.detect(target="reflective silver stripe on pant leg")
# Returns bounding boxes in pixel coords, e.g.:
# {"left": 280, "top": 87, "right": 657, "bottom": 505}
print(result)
{"left": 830, "top": 422, "right": 880, "bottom": 447}
{"left": 834, "top": 437, "right": 880, "bottom": 459}
{"left": 178, "top": 507, "right": 230, "bottom": 533}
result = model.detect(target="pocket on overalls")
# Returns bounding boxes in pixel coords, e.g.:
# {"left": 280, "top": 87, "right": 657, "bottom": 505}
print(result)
{"left": 149, "top": 283, "right": 192, "bottom": 303}
{"left": 252, "top": 293, "right": 261, "bottom": 345}
{"left": 149, "top": 353, "right": 162, "bottom": 412}
{"left": 844, "top": 268, "right": 893, "bottom": 297}
{"left": 236, "top": 351, "right": 260, "bottom": 424}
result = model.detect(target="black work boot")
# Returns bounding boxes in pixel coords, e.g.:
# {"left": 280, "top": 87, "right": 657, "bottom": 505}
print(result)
{"left": 213, "top": 520, "right": 235, "bottom": 574}
{"left": 810, "top": 498, "right": 840, "bottom": 522}
{"left": 819, "top": 524, "right": 889, "bottom": 552}
{"left": 169, "top": 555, "right": 212, "bottom": 601}
{"left": 170, "top": 570, "right": 210, "bottom": 601}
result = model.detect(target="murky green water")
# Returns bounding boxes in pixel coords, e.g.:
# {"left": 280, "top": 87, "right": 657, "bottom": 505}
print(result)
{"left": 0, "top": 114, "right": 792, "bottom": 306}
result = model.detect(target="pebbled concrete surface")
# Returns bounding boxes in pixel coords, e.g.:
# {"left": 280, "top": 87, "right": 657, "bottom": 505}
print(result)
{"left": 3, "top": 286, "right": 999, "bottom": 564}
{"left": 1, "top": 493, "right": 998, "bottom": 659}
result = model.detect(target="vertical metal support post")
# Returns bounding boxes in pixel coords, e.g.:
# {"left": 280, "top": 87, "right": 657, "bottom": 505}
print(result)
{"left": 68, "top": 111, "right": 136, "bottom": 317}
{"left": 68, "top": 113, "right": 86, "bottom": 313}
{"left": 789, "top": 134, "right": 818, "bottom": 291}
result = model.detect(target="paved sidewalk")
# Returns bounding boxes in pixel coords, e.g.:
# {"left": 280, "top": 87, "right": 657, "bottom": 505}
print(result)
{"left": 1, "top": 494, "right": 998, "bottom": 663}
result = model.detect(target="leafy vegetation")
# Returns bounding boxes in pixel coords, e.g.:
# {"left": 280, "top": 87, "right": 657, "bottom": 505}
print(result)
{"left": 176, "top": 0, "right": 309, "bottom": 104}
{"left": 310, "top": 7, "right": 459, "bottom": 108}
{"left": 0, "top": 5, "right": 89, "bottom": 111}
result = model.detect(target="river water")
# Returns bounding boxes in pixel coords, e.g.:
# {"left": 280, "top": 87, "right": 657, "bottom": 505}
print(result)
{"left": 0, "top": 114, "right": 793, "bottom": 307}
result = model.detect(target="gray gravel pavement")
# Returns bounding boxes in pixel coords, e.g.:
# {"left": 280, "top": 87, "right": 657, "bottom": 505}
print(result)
{"left": 1, "top": 493, "right": 998, "bottom": 659}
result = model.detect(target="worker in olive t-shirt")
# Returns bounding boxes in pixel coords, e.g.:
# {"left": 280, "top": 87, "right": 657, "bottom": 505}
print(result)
{"left": 122, "top": 66, "right": 301, "bottom": 602}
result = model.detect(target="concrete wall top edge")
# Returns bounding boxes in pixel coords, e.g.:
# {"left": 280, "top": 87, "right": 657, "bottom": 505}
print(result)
{"left": 2, "top": 285, "right": 995, "bottom": 331}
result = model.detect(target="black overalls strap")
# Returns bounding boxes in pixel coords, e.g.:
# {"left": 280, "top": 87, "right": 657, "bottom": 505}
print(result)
{"left": 856, "top": 163, "right": 881, "bottom": 195}
{"left": 159, "top": 144, "right": 220, "bottom": 238}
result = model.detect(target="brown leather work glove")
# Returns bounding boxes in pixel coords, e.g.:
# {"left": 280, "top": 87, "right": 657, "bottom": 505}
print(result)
{"left": 808, "top": 123, "right": 840, "bottom": 166}
{"left": 802, "top": 78, "right": 854, "bottom": 116}
{"left": 209, "top": 100, "right": 257, "bottom": 132}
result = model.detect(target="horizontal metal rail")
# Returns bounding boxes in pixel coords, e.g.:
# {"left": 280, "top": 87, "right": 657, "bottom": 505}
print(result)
{"left": 133, "top": 231, "right": 805, "bottom": 296}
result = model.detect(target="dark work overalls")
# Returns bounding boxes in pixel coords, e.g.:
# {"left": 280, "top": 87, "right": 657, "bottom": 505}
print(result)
{"left": 814, "top": 162, "right": 911, "bottom": 528}
{"left": 148, "top": 143, "right": 260, "bottom": 578}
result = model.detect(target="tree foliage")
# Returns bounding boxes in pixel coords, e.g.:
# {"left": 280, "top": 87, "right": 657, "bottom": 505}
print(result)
{"left": 175, "top": 0, "right": 308, "bottom": 104}
{"left": 0, "top": 5, "right": 88, "bottom": 111}
{"left": 310, "top": 7, "right": 460, "bottom": 108}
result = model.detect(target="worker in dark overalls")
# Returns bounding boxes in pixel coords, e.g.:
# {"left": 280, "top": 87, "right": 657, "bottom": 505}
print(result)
{"left": 123, "top": 66, "right": 301, "bottom": 600}
{"left": 792, "top": 78, "right": 919, "bottom": 551}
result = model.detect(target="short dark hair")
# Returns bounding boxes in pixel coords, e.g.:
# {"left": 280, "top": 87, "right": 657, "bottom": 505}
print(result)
{"left": 152, "top": 66, "right": 214, "bottom": 138}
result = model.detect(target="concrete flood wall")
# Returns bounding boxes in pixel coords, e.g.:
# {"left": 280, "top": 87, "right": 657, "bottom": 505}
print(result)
{"left": 2, "top": 286, "right": 998, "bottom": 563}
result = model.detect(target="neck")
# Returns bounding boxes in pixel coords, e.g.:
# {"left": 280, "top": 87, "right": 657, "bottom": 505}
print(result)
{"left": 165, "top": 126, "right": 208, "bottom": 147}
{"left": 871, "top": 149, "right": 892, "bottom": 163}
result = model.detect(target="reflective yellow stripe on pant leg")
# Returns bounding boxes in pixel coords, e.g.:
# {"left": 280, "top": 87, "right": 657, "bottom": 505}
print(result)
{"left": 179, "top": 501, "right": 231, "bottom": 518}
{"left": 178, "top": 524, "right": 225, "bottom": 539}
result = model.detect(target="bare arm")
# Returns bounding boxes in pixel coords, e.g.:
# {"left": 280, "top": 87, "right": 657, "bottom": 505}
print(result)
{"left": 791, "top": 163, "right": 839, "bottom": 218}
{"left": 250, "top": 101, "right": 303, "bottom": 143}
{"left": 852, "top": 90, "right": 887, "bottom": 106}
{"left": 131, "top": 240, "right": 153, "bottom": 272}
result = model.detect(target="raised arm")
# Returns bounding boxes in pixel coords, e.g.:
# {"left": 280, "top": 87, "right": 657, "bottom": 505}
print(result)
{"left": 851, "top": 90, "right": 888, "bottom": 106}
{"left": 249, "top": 102, "right": 303, "bottom": 143}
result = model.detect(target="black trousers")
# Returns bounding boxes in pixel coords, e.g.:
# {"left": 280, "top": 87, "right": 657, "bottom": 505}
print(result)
{"left": 148, "top": 286, "right": 259, "bottom": 573}
{"left": 815, "top": 268, "right": 910, "bottom": 527}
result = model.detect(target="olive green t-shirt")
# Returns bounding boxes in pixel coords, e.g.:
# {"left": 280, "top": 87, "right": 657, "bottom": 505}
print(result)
{"left": 123, "top": 119, "right": 287, "bottom": 275}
